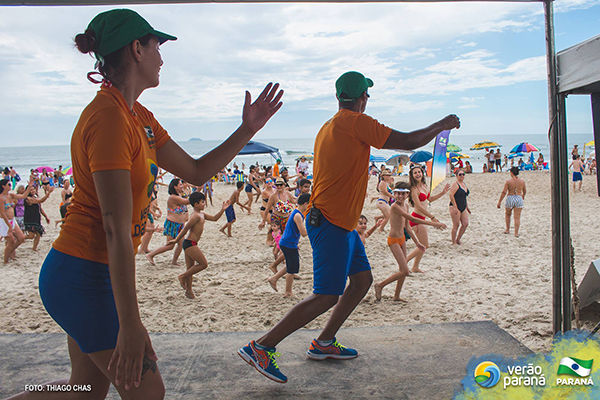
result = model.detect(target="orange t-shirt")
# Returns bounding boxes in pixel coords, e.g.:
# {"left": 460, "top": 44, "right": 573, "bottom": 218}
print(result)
{"left": 53, "top": 85, "right": 170, "bottom": 264}
{"left": 310, "top": 109, "right": 392, "bottom": 231}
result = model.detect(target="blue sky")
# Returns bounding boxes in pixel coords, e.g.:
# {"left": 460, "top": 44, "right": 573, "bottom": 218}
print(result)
{"left": 0, "top": 0, "right": 599, "bottom": 147}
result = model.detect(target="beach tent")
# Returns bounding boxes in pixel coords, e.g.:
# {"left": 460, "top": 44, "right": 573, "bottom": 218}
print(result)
{"left": 369, "top": 155, "right": 387, "bottom": 163}
{"left": 237, "top": 141, "right": 283, "bottom": 163}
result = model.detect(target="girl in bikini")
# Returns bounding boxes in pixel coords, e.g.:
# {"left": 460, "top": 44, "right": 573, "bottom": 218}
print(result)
{"left": 0, "top": 179, "right": 33, "bottom": 263}
{"left": 146, "top": 178, "right": 189, "bottom": 266}
{"left": 259, "top": 178, "right": 276, "bottom": 220}
{"left": 448, "top": 168, "right": 471, "bottom": 245}
{"left": 405, "top": 165, "right": 449, "bottom": 273}
{"left": 373, "top": 171, "right": 394, "bottom": 232}
{"left": 243, "top": 165, "right": 262, "bottom": 214}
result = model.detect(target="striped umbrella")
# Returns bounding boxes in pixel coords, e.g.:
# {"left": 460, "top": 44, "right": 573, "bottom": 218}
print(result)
{"left": 510, "top": 142, "right": 541, "bottom": 153}
{"left": 470, "top": 141, "right": 501, "bottom": 150}
{"left": 446, "top": 143, "right": 462, "bottom": 152}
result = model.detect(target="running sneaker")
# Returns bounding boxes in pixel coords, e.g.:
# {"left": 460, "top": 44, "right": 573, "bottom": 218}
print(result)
{"left": 306, "top": 338, "right": 358, "bottom": 360}
{"left": 238, "top": 340, "right": 288, "bottom": 383}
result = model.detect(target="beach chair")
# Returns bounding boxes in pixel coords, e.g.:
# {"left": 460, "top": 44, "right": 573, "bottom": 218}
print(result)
{"left": 235, "top": 173, "right": 245, "bottom": 183}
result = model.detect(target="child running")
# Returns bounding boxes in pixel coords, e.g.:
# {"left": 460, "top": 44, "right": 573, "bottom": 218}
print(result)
{"left": 219, "top": 181, "right": 250, "bottom": 237}
{"left": 374, "top": 182, "right": 446, "bottom": 302}
{"left": 168, "top": 192, "right": 230, "bottom": 299}
{"left": 267, "top": 193, "right": 310, "bottom": 298}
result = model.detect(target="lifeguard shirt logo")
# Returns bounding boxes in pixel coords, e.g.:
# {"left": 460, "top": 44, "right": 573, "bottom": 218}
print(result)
{"left": 144, "top": 126, "right": 156, "bottom": 149}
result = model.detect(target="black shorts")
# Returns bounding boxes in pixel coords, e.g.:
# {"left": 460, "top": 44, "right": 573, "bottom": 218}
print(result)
{"left": 280, "top": 245, "right": 300, "bottom": 274}
{"left": 495, "top": 159, "right": 501, "bottom": 166}
{"left": 182, "top": 239, "right": 197, "bottom": 251}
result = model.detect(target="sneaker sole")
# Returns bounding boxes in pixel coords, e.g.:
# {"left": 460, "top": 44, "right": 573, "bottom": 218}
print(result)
{"left": 238, "top": 349, "right": 288, "bottom": 383}
{"left": 306, "top": 351, "right": 358, "bottom": 360}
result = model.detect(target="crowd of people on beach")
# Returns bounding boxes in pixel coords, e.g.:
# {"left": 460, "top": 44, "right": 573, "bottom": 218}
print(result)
{"left": 2, "top": 7, "right": 597, "bottom": 399}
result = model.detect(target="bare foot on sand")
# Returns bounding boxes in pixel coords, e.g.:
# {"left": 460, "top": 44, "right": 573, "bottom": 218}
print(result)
{"left": 269, "top": 266, "right": 278, "bottom": 274}
{"left": 219, "top": 228, "right": 228, "bottom": 236}
{"left": 374, "top": 283, "right": 382, "bottom": 301}
{"left": 411, "top": 268, "right": 424, "bottom": 273}
{"left": 146, "top": 254, "right": 155, "bottom": 265}
{"left": 393, "top": 297, "right": 408, "bottom": 303}
{"left": 283, "top": 292, "right": 295, "bottom": 298}
{"left": 293, "top": 275, "right": 301, "bottom": 280}
{"left": 178, "top": 274, "right": 187, "bottom": 290}
{"left": 185, "top": 290, "right": 196, "bottom": 299}
{"left": 515, "top": 233, "right": 520, "bottom": 238}
{"left": 267, "top": 277, "right": 278, "bottom": 292}
{"left": 503, "top": 230, "right": 509, "bottom": 234}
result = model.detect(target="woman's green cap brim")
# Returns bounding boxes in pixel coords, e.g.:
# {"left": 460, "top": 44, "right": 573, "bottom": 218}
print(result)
{"left": 88, "top": 9, "right": 176, "bottom": 57}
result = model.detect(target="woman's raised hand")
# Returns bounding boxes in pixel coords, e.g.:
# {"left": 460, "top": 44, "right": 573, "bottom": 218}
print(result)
{"left": 241, "top": 83, "right": 284, "bottom": 134}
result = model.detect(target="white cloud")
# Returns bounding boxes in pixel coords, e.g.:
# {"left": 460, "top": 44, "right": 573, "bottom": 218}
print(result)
{"left": 0, "top": 1, "right": 592, "bottom": 144}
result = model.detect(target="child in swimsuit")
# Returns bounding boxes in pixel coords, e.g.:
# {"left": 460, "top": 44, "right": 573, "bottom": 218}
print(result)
{"left": 267, "top": 194, "right": 310, "bottom": 298}
{"left": 374, "top": 182, "right": 445, "bottom": 302}
{"left": 267, "top": 219, "right": 283, "bottom": 260}
{"left": 355, "top": 215, "right": 383, "bottom": 245}
{"left": 168, "top": 192, "right": 230, "bottom": 299}
{"left": 219, "top": 181, "right": 250, "bottom": 237}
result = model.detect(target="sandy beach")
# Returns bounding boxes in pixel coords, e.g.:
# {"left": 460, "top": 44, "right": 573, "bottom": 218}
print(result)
{"left": 2, "top": 170, "right": 599, "bottom": 353}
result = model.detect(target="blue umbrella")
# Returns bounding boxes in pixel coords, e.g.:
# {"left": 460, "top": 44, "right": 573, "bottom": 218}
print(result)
{"left": 410, "top": 151, "right": 433, "bottom": 163}
{"left": 508, "top": 152, "right": 525, "bottom": 159}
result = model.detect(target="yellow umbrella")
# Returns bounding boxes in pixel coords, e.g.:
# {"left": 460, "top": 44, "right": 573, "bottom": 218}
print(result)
{"left": 470, "top": 141, "right": 501, "bottom": 150}
{"left": 583, "top": 140, "right": 595, "bottom": 158}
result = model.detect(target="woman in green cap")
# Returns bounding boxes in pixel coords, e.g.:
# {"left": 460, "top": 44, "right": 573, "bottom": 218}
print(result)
{"left": 10, "top": 8, "right": 283, "bottom": 400}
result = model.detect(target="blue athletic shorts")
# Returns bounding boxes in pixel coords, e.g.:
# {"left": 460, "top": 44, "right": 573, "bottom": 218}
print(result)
{"left": 280, "top": 245, "right": 300, "bottom": 274}
{"left": 39, "top": 248, "right": 119, "bottom": 353}
{"left": 306, "top": 213, "right": 371, "bottom": 295}
{"left": 225, "top": 204, "right": 236, "bottom": 223}
{"left": 573, "top": 171, "right": 583, "bottom": 182}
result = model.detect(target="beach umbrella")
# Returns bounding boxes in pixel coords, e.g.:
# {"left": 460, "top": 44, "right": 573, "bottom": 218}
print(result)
{"left": 447, "top": 151, "right": 469, "bottom": 159}
{"left": 62, "top": 166, "right": 73, "bottom": 175}
{"left": 295, "top": 154, "right": 313, "bottom": 161}
{"left": 446, "top": 143, "right": 462, "bottom": 152}
{"left": 409, "top": 150, "right": 433, "bottom": 163}
{"left": 470, "top": 141, "right": 501, "bottom": 150}
{"left": 510, "top": 142, "right": 540, "bottom": 153}
{"left": 508, "top": 152, "right": 525, "bottom": 159}
{"left": 35, "top": 166, "right": 54, "bottom": 173}
{"left": 386, "top": 154, "right": 410, "bottom": 167}
{"left": 586, "top": 140, "right": 595, "bottom": 147}
{"left": 369, "top": 154, "right": 387, "bottom": 163}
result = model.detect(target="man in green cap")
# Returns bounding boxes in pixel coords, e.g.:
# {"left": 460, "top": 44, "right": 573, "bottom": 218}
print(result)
{"left": 239, "top": 71, "right": 459, "bottom": 383}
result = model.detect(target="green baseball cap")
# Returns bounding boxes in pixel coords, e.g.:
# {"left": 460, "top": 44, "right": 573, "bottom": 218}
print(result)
{"left": 336, "top": 71, "right": 373, "bottom": 102}
{"left": 88, "top": 9, "right": 177, "bottom": 58}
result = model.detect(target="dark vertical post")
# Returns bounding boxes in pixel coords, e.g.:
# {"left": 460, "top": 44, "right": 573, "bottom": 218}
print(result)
{"left": 544, "top": 0, "right": 563, "bottom": 334}
{"left": 558, "top": 93, "right": 571, "bottom": 333}
{"left": 592, "top": 93, "right": 600, "bottom": 196}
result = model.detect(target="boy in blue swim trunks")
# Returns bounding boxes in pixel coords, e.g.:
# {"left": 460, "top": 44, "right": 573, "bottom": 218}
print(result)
{"left": 168, "top": 192, "right": 230, "bottom": 299}
{"left": 239, "top": 71, "right": 460, "bottom": 383}
{"left": 219, "top": 181, "right": 249, "bottom": 237}
{"left": 569, "top": 154, "right": 584, "bottom": 192}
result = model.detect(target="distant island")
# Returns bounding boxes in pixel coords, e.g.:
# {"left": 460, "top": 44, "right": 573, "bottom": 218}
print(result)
{"left": 189, "top": 138, "right": 202, "bottom": 141}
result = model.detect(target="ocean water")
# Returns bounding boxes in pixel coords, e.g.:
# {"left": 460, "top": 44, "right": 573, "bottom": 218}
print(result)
{"left": 0, "top": 133, "right": 594, "bottom": 178}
